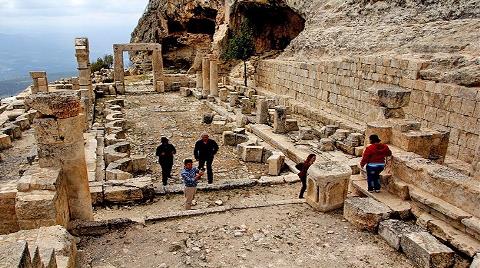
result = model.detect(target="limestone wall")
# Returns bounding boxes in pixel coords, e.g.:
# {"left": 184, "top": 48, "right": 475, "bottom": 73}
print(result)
{"left": 255, "top": 57, "right": 480, "bottom": 163}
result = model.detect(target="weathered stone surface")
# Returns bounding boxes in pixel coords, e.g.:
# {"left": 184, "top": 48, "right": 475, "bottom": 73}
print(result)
{"left": 25, "top": 91, "right": 82, "bottom": 119}
{"left": 285, "top": 119, "right": 299, "bottom": 132}
{"left": 298, "top": 127, "right": 315, "bottom": 140}
{"left": 306, "top": 161, "right": 351, "bottom": 212}
{"left": 343, "top": 197, "right": 392, "bottom": 232}
{"left": 378, "top": 219, "right": 424, "bottom": 250}
{"left": 273, "top": 106, "right": 287, "bottom": 134}
{"left": 267, "top": 152, "right": 285, "bottom": 176}
{"left": 241, "top": 146, "right": 264, "bottom": 163}
{"left": 0, "top": 241, "right": 32, "bottom": 268}
{"left": 180, "top": 87, "right": 192, "bottom": 97}
{"left": 400, "top": 231, "right": 454, "bottom": 268}
{"left": 319, "top": 138, "right": 335, "bottom": 151}
{"left": 471, "top": 253, "right": 480, "bottom": 268}
{"left": 371, "top": 85, "right": 411, "bottom": 109}
{"left": 0, "top": 134, "right": 12, "bottom": 150}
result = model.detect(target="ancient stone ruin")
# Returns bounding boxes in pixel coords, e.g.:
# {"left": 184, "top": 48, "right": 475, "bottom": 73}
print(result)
{"left": 1, "top": 0, "right": 479, "bottom": 267}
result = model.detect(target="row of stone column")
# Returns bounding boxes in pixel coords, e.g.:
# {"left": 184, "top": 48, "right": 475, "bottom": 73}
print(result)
{"left": 197, "top": 54, "right": 218, "bottom": 98}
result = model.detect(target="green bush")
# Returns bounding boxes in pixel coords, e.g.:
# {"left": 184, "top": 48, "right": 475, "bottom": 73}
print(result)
{"left": 222, "top": 21, "right": 255, "bottom": 86}
{"left": 91, "top": 54, "right": 114, "bottom": 73}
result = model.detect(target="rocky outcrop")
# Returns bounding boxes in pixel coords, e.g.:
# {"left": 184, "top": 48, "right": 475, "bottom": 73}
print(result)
{"left": 281, "top": 0, "right": 480, "bottom": 86}
{"left": 130, "top": 0, "right": 225, "bottom": 70}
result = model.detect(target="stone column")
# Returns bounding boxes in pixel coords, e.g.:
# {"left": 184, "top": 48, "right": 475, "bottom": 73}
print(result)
{"left": 113, "top": 45, "right": 125, "bottom": 94}
{"left": 25, "top": 92, "right": 94, "bottom": 221}
{"left": 256, "top": 97, "right": 269, "bottom": 124}
{"left": 30, "top": 71, "right": 49, "bottom": 94}
{"left": 202, "top": 56, "right": 210, "bottom": 98}
{"left": 75, "top": 38, "right": 93, "bottom": 128}
{"left": 209, "top": 58, "right": 219, "bottom": 97}
{"left": 152, "top": 46, "right": 164, "bottom": 93}
{"left": 196, "top": 71, "right": 203, "bottom": 89}
{"left": 273, "top": 106, "right": 287, "bottom": 134}
{"left": 229, "top": 92, "right": 239, "bottom": 107}
{"left": 241, "top": 97, "right": 252, "bottom": 114}
{"left": 219, "top": 88, "right": 229, "bottom": 102}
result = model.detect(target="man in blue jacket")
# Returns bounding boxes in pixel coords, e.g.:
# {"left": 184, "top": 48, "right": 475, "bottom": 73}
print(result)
{"left": 194, "top": 132, "right": 219, "bottom": 184}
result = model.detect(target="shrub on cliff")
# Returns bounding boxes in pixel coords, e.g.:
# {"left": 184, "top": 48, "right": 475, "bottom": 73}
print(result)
{"left": 222, "top": 21, "right": 255, "bottom": 86}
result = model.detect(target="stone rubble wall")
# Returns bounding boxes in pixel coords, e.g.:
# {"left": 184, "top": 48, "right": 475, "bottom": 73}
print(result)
{"left": 255, "top": 57, "right": 480, "bottom": 163}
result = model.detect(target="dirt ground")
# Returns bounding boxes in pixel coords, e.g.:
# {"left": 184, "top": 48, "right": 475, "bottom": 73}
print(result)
{"left": 80, "top": 184, "right": 414, "bottom": 268}
{"left": 122, "top": 89, "right": 267, "bottom": 185}
{"left": 81, "top": 87, "right": 414, "bottom": 268}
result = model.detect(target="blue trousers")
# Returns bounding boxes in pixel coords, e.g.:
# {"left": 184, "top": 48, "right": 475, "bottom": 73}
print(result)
{"left": 366, "top": 163, "right": 385, "bottom": 191}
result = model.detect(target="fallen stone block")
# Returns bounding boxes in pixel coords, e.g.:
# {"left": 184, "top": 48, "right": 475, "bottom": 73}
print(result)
{"left": 331, "top": 129, "right": 350, "bottom": 141}
{"left": 285, "top": 119, "right": 299, "bottom": 132}
{"left": 298, "top": 127, "right": 315, "bottom": 140}
{"left": 104, "top": 185, "right": 143, "bottom": 203}
{"left": 0, "top": 134, "right": 12, "bottom": 150}
{"left": 180, "top": 87, "right": 192, "bottom": 97}
{"left": 13, "top": 117, "right": 31, "bottom": 131}
{"left": 242, "top": 145, "right": 264, "bottom": 163}
{"left": 131, "top": 155, "right": 147, "bottom": 173}
{"left": 267, "top": 152, "right": 285, "bottom": 176}
{"left": 378, "top": 219, "right": 424, "bottom": 250}
{"left": 400, "top": 231, "right": 454, "bottom": 268}
{"left": 306, "top": 161, "right": 351, "bottom": 212}
{"left": 343, "top": 197, "right": 392, "bottom": 232}
{"left": 2, "top": 124, "right": 22, "bottom": 140}
{"left": 319, "top": 138, "right": 335, "bottom": 151}
{"left": 284, "top": 173, "right": 300, "bottom": 183}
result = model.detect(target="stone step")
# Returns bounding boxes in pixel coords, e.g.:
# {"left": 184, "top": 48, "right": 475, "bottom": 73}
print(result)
{"left": 400, "top": 231, "right": 455, "bottom": 268}
{"left": 350, "top": 175, "right": 411, "bottom": 219}
{"left": 416, "top": 212, "right": 480, "bottom": 258}
{"left": 343, "top": 196, "right": 392, "bottom": 232}
{"left": 409, "top": 186, "right": 472, "bottom": 230}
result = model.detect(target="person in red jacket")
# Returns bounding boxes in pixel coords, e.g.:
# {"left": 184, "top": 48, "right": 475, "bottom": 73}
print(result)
{"left": 360, "top": 134, "right": 392, "bottom": 193}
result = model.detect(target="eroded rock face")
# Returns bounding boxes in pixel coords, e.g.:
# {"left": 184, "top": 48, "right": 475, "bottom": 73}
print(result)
{"left": 281, "top": 0, "right": 480, "bottom": 86}
{"left": 130, "top": 0, "right": 225, "bottom": 70}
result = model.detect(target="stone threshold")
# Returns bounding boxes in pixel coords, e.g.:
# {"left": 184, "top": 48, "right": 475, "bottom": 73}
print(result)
{"left": 154, "top": 175, "right": 300, "bottom": 195}
{"left": 144, "top": 198, "right": 306, "bottom": 224}
{"left": 70, "top": 199, "right": 306, "bottom": 236}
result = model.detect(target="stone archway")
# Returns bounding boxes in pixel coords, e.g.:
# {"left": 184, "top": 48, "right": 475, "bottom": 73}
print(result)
{"left": 113, "top": 43, "right": 164, "bottom": 94}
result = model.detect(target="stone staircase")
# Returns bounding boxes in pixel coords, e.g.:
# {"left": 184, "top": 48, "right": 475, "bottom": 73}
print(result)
{"left": 348, "top": 152, "right": 480, "bottom": 265}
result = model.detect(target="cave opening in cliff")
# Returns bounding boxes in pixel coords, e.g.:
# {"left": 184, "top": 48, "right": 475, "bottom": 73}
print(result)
{"left": 229, "top": 1, "right": 305, "bottom": 54}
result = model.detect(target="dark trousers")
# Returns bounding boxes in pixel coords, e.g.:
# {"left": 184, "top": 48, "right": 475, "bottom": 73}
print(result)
{"left": 159, "top": 160, "right": 173, "bottom": 186}
{"left": 366, "top": 163, "right": 384, "bottom": 191}
{"left": 198, "top": 158, "right": 214, "bottom": 183}
{"left": 299, "top": 176, "right": 307, "bottom": 198}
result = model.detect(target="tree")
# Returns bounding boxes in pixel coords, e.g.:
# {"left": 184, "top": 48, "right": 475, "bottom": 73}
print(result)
{"left": 222, "top": 21, "right": 255, "bottom": 87}
{"left": 91, "top": 54, "right": 113, "bottom": 72}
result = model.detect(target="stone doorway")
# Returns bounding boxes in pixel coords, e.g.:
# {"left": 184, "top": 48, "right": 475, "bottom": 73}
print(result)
{"left": 113, "top": 43, "right": 164, "bottom": 94}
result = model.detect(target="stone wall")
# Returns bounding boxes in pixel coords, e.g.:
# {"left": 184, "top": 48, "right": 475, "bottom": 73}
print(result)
{"left": 255, "top": 57, "right": 480, "bottom": 163}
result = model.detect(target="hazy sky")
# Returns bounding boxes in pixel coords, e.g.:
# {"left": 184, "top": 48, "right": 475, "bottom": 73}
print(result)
{"left": 0, "top": 0, "right": 148, "bottom": 56}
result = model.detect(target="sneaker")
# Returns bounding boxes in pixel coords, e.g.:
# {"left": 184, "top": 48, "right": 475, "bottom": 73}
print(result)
{"left": 375, "top": 190, "right": 381, "bottom": 193}
{"left": 368, "top": 189, "right": 374, "bottom": 193}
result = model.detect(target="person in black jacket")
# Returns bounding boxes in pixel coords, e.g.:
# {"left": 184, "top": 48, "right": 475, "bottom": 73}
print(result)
{"left": 156, "top": 137, "right": 176, "bottom": 186}
{"left": 194, "top": 132, "right": 219, "bottom": 184}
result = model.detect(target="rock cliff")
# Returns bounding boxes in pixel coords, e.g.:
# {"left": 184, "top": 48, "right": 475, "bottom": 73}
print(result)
{"left": 132, "top": 0, "right": 480, "bottom": 85}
